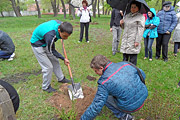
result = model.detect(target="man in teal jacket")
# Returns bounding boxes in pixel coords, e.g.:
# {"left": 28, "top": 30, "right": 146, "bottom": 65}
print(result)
{"left": 81, "top": 55, "right": 148, "bottom": 120}
{"left": 30, "top": 20, "right": 73, "bottom": 93}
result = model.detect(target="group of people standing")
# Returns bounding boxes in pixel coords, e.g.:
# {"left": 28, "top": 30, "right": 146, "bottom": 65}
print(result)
{"left": 110, "top": 1, "right": 179, "bottom": 65}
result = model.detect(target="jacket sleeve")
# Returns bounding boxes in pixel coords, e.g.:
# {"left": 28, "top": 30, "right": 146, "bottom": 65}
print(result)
{"left": 81, "top": 85, "right": 109, "bottom": 120}
{"left": 110, "top": 9, "right": 115, "bottom": 28}
{"left": 77, "top": 8, "right": 82, "bottom": 17}
{"left": 51, "top": 43, "right": 65, "bottom": 60}
{"left": 168, "top": 12, "right": 178, "bottom": 32}
{"left": 44, "top": 32, "right": 65, "bottom": 60}
{"left": 153, "top": 17, "right": 160, "bottom": 27}
{"left": 135, "top": 17, "right": 145, "bottom": 43}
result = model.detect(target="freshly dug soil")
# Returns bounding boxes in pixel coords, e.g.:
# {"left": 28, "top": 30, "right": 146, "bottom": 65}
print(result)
{"left": 86, "top": 75, "right": 96, "bottom": 81}
{"left": 48, "top": 84, "right": 97, "bottom": 120}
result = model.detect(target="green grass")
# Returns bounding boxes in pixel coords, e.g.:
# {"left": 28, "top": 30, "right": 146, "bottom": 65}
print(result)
{"left": 0, "top": 14, "right": 180, "bottom": 120}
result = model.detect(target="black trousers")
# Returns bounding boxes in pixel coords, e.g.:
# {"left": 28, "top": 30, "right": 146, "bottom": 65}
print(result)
{"left": 156, "top": 33, "right": 171, "bottom": 60}
{"left": 80, "top": 22, "right": 89, "bottom": 42}
{"left": 123, "top": 53, "right": 137, "bottom": 65}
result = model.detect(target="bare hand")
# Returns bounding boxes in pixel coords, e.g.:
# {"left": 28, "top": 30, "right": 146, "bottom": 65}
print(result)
{"left": 110, "top": 28, "right": 113, "bottom": 32}
{"left": 80, "top": 8, "right": 82, "bottom": 12}
{"left": 120, "top": 19, "right": 124, "bottom": 25}
{"left": 166, "top": 31, "right": 170, "bottom": 34}
{"left": 64, "top": 58, "right": 70, "bottom": 66}
{"left": 134, "top": 42, "right": 139, "bottom": 48}
{"left": 120, "top": 10, "right": 123, "bottom": 16}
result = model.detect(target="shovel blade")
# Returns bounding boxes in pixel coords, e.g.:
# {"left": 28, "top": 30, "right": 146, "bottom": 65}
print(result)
{"left": 68, "top": 83, "right": 84, "bottom": 100}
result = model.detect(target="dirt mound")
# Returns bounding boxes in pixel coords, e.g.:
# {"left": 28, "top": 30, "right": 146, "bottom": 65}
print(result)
{"left": 48, "top": 84, "right": 97, "bottom": 120}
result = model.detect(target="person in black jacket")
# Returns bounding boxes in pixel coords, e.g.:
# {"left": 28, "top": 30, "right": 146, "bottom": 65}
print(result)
{"left": 110, "top": 8, "right": 123, "bottom": 55}
{"left": 0, "top": 31, "right": 15, "bottom": 61}
{"left": 0, "top": 80, "right": 20, "bottom": 113}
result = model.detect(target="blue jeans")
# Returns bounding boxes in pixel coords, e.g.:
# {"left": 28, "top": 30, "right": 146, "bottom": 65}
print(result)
{"left": 144, "top": 37, "right": 154, "bottom": 59}
{"left": 0, "top": 51, "right": 11, "bottom": 59}
{"left": 105, "top": 96, "right": 127, "bottom": 118}
{"left": 174, "top": 42, "right": 180, "bottom": 54}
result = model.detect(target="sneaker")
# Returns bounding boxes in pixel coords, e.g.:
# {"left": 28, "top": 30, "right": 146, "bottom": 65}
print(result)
{"left": 78, "top": 41, "right": 81, "bottom": 43}
{"left": 10, "top": 53, "right": 15, "bottom": 58}
{"left": 8, "top": 57, "right": 14, "bottom": 61}
{"left": 8, "top": 53, "right": 15, "bottom": 61}
{"left": 58, "top": 77, "right": 71, "bottom": 83}
{"left": 86, "top": 41, "right": 89, "bottom": 43}
{"left": 174, "top": 54, "right": 177, "bottom": 57}
{"left": 144, "top": 57, "right": 147, "bottom": 60}
{"left": 149, "top": 58, "right": 152, "bottom": 61}
{"left": 119, "top": 114, "right": 134, "bottom": 120}
{"left": 43, "top": 85, "right": 56, "bottom": 93}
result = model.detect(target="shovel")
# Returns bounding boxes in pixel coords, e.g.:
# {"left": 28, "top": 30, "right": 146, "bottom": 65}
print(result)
{"left": 61, "top": 39, "right": 84, "bottom": 100}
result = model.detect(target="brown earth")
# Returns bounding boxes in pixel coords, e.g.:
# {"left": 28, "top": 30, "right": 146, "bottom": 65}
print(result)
{"left": 86, "top": 75, "right": 96, "bottom": 81}
{"left": 47, "top": 83, "right": 97, "bottom": 120}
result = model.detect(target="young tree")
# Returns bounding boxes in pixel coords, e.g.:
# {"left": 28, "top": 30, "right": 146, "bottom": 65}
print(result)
{"left": 173, "top": 0, "right": 178, "bottom": 7}
{"left": 97, "top": 0, "right": 100, "bottom": 17}
{"left": 102, "top": 0, "right": 104, "bottom": 15}
{"left": 35, "top": 0, "right": 41, "bottom": 18}
{"left": 93, "top": 0, "right": 97, "bottom": 18}
{"left": 0, "top": 0, "right": 11, "bottom": 17}
{"left": 61, "top": 0, "right": 66, "bottom": 19}
{"left": 51, "top": 0, "right": 59, "bottom": 17}
{"left": 9, "top": 0, "right": 22, "bottom": 17}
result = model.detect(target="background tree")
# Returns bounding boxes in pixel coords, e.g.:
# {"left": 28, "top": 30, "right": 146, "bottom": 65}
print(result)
{"left": 97, "top": 0, "right": 100, "bottom": 17}
{"left": 0, "top": 0, "right": 12, "bottom": 17}
{"left": 35, "top": 0, "right": 41, "bottom": 18}
{"left": 61, "top": 0, "right": 66, "bottom": 19}
{"left": 51, "top": 0, "right": 59, "bottom": 17}
{"left": 9, "top": 0, "right": 22, "bottom": 17}
{"left": 93, "top": 0, "right": 97, "bottom": 18}
{"left": 102, "top": 0, "right": 104, "bottom": 15}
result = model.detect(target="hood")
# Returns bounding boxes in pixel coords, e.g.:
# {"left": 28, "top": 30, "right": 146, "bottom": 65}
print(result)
{"left": 147, "top": 8, "right": 156, "bottom": 19}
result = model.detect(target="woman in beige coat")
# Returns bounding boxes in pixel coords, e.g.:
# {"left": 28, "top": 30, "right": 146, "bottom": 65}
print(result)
{"left": 120, "top": 1, "right": 145, "bottom": 65}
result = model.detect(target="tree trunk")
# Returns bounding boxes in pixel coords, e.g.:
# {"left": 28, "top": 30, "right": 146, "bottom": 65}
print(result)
{"left": 69, "top": 4, "right": 75, "bottom": 19}
{"left": 97, "top": 0, "right": 100, "bottom": 17}
{"left": 35, "top": 0, "right": 41, "bottom": 18}
{"left": 161, "top": 0, "right": 165, "bottom": 10}
{"left": 10, "top": 0, "right": 21, "bottom": 17}
{"left": 105, "top": 9, "right": 107, "bottom": 15}
{"left": 51, "top": 0, "right": 58, "bottom": 17}
{"left": 1, "top": 12, "right": 4, "bottom": 17}
{"left": 93, "top": 0, "right": 97, "bottom": 18}
{"left": 173, "top": 0, "right": 177, "bottom": 7}
{"left": 108, "top": 9, "right": 111, "bottom": 15}
{"left": 102, "top": 0, "right": 104, "bottom": 15}
{"left": 16, "top": 0, "right": 21, "bottom": 14}
{"left": 61, "top": 0, "right": 66, "bottom": 19}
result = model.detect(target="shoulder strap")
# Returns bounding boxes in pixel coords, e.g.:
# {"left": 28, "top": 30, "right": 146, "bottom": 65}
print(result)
{"left": 126, "top": 62, "right": 145, "bottom": 84}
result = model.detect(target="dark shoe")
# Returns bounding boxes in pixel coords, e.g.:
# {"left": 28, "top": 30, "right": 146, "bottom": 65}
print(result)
{"left": 43, "top": 85, "right": 56, "bottom": 93}
{"left": 155, "top": 56, "right": 159, "bottom": 59}
{"left": 116, "top": 50, "right": 120, "bottom": 53}
{"left": 164, "top": 59, "right": 168, "bottom": 62}
{"left": 58, "top": 77, "right": 71, "bottom": 83}
{"left": 119, "top": 114, "right": 134, "bottom": 120}
{"left": 112, "top": 52, "right": 116, "bottom": 56}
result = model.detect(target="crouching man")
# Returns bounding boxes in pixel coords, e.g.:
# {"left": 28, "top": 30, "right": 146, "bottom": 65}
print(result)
{"left": 81, "top": 55, "right": 148, "bottom": 120}
{"left": 0, "top": 31, "right": 15, "bottom": 61}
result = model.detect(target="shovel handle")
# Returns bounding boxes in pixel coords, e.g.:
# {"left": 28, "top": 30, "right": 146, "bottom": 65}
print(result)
{"left": 61, "top": 39, "right": 73, "bottom": 78}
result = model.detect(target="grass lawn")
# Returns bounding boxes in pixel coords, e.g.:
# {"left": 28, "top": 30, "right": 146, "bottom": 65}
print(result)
{"left": 0, "top": 14, "right": 180, "bottom": 120}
